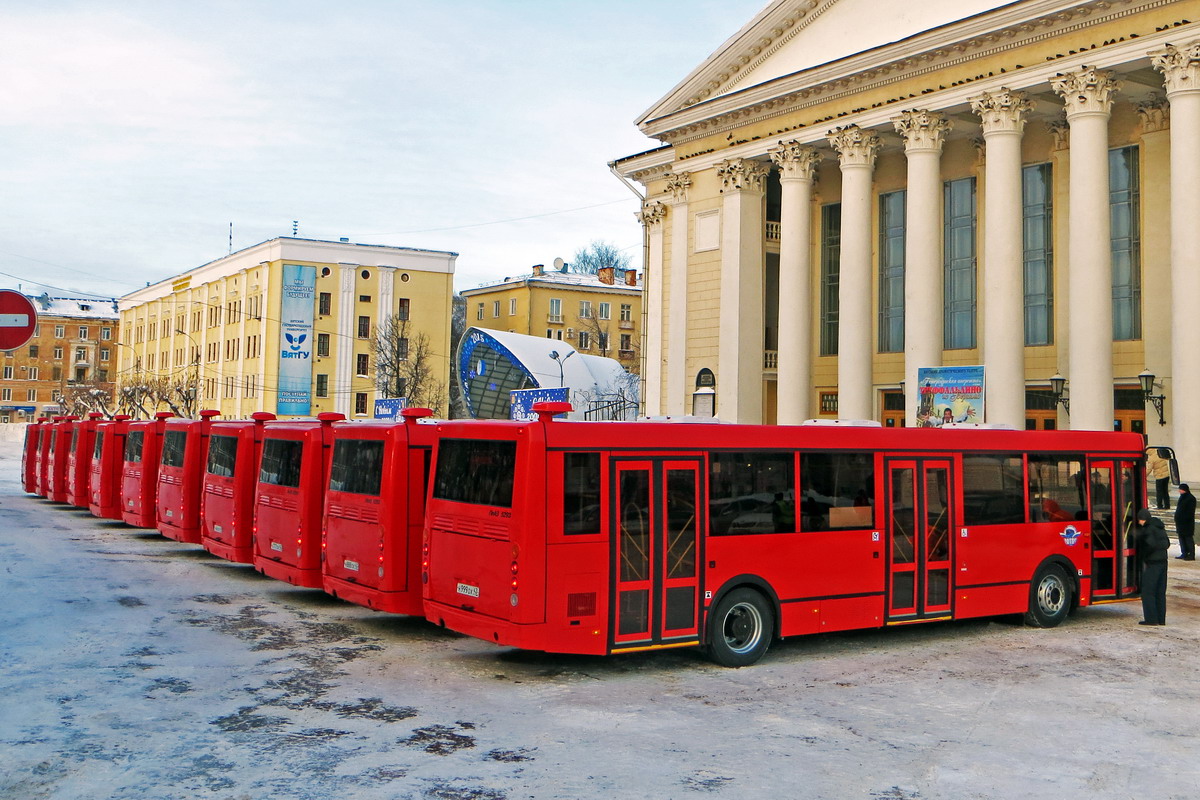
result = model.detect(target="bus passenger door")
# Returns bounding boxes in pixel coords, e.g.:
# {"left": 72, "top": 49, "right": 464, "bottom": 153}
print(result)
{"left": 1088, "top": 459, "right": 1140, "bottom": 600}
{"left": 611, "top": 459, "right": 702, "bottom": 651}
{"left": 885, "top": 459, "right": 954, "bottom": 621}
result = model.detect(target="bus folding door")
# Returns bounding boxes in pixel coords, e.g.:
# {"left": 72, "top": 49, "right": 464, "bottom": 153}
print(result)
{"left": 610, "top": 458, "right": 704, "bottom": 654}
{"left": 157, "top": 410, "right": 219, "bottom": 545}
{"left": 883, "top": 457, "right": 955, "bottom": 623}
{"left": 1087, "top": 458, "right": 1141, "bottom": 603}
{"left": 67, "top": 413, "right": 105, "bottom": 509}
{"left": 324, "top": 409, "right": 434, "bottom": 614}
{"left": 22, "top": 418, "right": 49, "bottom": 495}
{"left": 202, "top": 413, "right": 275, "bottom": 563}
{"left": 253, "top": 413, "right": 343, "bottom": 588}
{"left": 89, "top": 416, "right": 132, "bottom": 520}
{"left": 121, "top": 412, "right": 173, "bottom": 528}
{"left": 45, "top": 417, "right": 79, "bottom": 503}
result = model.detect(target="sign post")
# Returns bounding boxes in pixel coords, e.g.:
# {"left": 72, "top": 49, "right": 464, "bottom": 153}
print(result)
{"left": 0, "top": 291, "right": 37, "bottom": 351}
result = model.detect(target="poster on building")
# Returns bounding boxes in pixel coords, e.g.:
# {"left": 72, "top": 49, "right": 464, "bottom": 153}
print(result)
{"left": 277, "top": 264, "right": 317, "bottom": 416}
{"left": 510, "top": 387, "right": 569, "bottom": 421}
{"left": 915, "top": 365, "right": 985, "bottom": 427}
{"left": 374, "top": 397, "right": 408, "bottom": 420}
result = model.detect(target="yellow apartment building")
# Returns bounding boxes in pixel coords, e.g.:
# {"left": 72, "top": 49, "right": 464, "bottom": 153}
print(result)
{"left": 461, "top": 260, "right": 643, "bottom": 373}
{"left": 613, "top": 0, "right": 1200, "bottom": 476}
{"left": 118, "top": 237, "right": 457, "bottom": 419}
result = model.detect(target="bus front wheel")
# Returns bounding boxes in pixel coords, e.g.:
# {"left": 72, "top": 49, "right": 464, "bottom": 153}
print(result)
{"left": 1025, "top": 564, "right": 1072, "bottom": 628}
{"left": 707, "top": 588, "right": 773, "bottom": 667}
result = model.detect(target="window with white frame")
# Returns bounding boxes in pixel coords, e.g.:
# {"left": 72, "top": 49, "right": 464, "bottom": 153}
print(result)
{"left": 578, "top": 331, "right": 591, "bottom": 350}
{"left": 599, "top": 302, "right": 611, "bottom": 320}
{"left": 509, "top": 298, "right": 517, "bottom": 316}
{"left": 549, "top": 298, "right": 562, "bottom": 323}
{"left": 579, "top": 301, "right": 593, "bottom": 319}
{"left": 620, "top": 304, "right": 632, "bottom": 323}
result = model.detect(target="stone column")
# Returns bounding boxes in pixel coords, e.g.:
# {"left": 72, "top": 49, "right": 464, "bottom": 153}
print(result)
{"left": 637, "top": 200, "right": 668, "bottom": 416}
{"left": 768, "top": 142, "right": 820, "bottom": 425}
{"left": 717, "top": 158, "right": 769, "bottom": 423}
{"left": 663, "top": 173, "right": 692, "bottom": 416}
{"left": 1051, "top": 67, "right": 1120, "bottom": 431}
{"left": 1153, "top": 41, "right": 1200, "bottom": 478}
{"left": 893, "top": 110, "right": 951, "bottom": 426}
{"left": 336, "top": 266, "right": 357, "bottom": 417}
{"left": 827, "top": 125, "right": 882, "bottom": 421}
{"left": 971, "top": 89, "right": 1032, "bottom": 428}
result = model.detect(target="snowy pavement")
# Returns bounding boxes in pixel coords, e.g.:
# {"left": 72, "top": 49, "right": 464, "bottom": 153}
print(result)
{"left": 1, "top": 437, "right": 1198, "bottom": 800}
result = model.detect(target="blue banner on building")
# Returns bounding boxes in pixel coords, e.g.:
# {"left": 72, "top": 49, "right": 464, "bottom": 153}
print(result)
{"left": 277, "top": 264, "right": 316, "bottom": 416}
{"left": 510, "top": 387, "right": 569, "bottom": 421}
{"left": 915, "top": 365, "right": 985, "bottom": 427}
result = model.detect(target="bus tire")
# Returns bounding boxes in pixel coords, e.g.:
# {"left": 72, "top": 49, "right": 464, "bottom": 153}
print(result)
{"left": 1024, "top": 564, "right": 1072, "bottom": 628}
{"left": 707, "top": 588, "right": 773, "bottom": 667}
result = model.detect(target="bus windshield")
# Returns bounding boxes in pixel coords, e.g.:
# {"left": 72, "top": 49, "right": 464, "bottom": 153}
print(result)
{"left": 433, "top": 438, "right": 516, "bottom": 507}
{"left": 259, "top": 439, "right": 303, "bottom": 487}
{"left": 124, "top": 431, "right": 144, "bottom": 463}
{"left": 329, "top": 440, "right": 384, "bottom": 495}
{"left": 161, "top": 431, "right": 187, "bottom": 468}
{"left": 207, "top": 435, "right": 238, "bottom": 477}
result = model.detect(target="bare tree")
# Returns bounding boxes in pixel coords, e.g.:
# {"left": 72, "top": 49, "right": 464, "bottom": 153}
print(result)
{"left": 448, "top": 294, "right": 468, "bottom": 418}
{"left": 372, "top": 315, "right": 448, "bottom": 413}
{"left": 569, "top": 240, "right": 631, "bottom": 275}
{"left": 114, "top": 372, "right": 197, "bottom": 419}
{"left": 58, "top": 378, "right": 117, "bottom": 419}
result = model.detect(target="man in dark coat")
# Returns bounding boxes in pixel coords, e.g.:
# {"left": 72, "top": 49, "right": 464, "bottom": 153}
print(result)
{"left": 1175, "top": 483, "right": 1196, "bottom": 560}
{"left": 1135, "top": 508, "right": 1170, "bottom": 625}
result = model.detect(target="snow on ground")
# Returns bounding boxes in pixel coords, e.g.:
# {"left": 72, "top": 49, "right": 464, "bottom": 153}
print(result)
{"left": 1, "top": 436, "right": 1198, "bottom": 800}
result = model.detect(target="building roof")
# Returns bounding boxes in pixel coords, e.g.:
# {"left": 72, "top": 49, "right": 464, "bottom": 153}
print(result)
{"left": 463, "top": 265, "right": 641, "bottom": 297}
{"left": 27, "top": 294, "right": 119, "bottom": 321}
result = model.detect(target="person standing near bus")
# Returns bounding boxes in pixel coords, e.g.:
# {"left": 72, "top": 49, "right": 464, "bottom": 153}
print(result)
{"left": 1174, "top": 483, "right": 1196, "bottom": 561}
{"left": 1147, "top": 449, "right": 1171, "bottom": 509}
{"left": 1135, "top": 508, "right": 1170, "bottom": 625}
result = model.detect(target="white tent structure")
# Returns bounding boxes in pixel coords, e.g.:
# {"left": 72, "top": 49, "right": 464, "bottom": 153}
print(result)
{"left": 457, "top": 327, "right": 638, "bottom": 420}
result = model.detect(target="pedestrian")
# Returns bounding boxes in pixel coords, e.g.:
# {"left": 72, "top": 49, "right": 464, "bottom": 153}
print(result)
{"left": 1147, "top": 448, "right": 1171, "bottom": 509}
{"left": 1135, "top": 508, "right": 1170, "bottom": 625}
{"left": 1175, "top": 483, "right": 1196, "bottom": 560}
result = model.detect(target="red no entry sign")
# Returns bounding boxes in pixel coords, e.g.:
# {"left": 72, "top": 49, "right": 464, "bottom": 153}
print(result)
{"left": 0, "top": 290, "right": 38, "bottom": 350}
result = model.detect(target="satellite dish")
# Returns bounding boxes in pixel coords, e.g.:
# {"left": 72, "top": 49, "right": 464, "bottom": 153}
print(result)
{"left": 553, "top": 257, "right": 565, "bottom": 272}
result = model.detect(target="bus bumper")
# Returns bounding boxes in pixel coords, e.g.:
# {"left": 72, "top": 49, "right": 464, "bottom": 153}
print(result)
{"left": 254, "top": 558, "right": 323, "bottom": 589}
{"left": 325, "top": 575, "right": 422, "bottom": 616}
{"left": 202, "top": 536, "right": 253, "bottom": 564}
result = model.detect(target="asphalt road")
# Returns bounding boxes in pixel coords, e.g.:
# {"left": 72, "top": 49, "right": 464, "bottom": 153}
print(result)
{"left": 2, "top": 438, "right": 1198, "bottom": 800}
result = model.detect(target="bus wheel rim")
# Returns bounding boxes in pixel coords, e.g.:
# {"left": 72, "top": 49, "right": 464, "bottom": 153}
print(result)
{"left": 1038, "top": 574, "right": 1065, "bottom": 614}
{"left": 724, "top": 603, "right": 762, "bottom": 654}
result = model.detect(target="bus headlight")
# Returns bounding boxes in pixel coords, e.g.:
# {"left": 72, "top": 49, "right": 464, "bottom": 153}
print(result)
{"left": 510, "top": 593, "right": 518, "bottom": 607}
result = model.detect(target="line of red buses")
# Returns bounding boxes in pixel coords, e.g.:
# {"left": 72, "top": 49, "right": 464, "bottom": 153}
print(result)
{"left": 19, "top": 404, "right": 1150, "bottom": 666}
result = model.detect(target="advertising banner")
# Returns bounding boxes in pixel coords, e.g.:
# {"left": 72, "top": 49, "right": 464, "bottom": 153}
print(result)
{"left": 915, "top": 365, "right": 985, "bottom": 427}
{"left": 510, "top": 387, "right": 569, "bottom": 421}
{"left": 276, "top": 264, "right": 317, "bottom": 416}
{"left": 374, "top": 397, "right": 408, "bottom": 420}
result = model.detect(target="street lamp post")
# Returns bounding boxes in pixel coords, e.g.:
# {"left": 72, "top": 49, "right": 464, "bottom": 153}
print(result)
{"left": 176, "top": 329, "right": 201, "bottom": 418}
{"left": 548, "top": 349, "right": 574, "bottom": 388}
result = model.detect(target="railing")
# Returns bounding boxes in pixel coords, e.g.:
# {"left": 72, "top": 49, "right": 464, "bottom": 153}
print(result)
{"left": 585, "top": 400, "right": 638, "bottom": 421}
{"left": 765, "top": 221, "right": 781, "bottom": 241}
{"left": 547, "top": 314, "right": 563, "bottom": 324}
{"left": 618, "top": 319, "right": 634, "bottom": 329}
{"left": 764, "top": 350, "right": 778, "bottom": 370}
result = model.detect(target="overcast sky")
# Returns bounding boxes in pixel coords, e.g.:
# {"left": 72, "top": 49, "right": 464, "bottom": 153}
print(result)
{"left": 0, "top": 1, "right": 767, "bottom": 300}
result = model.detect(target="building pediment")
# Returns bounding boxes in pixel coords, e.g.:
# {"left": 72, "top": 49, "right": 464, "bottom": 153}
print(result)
{"left": 636, "top": 0, "right": 1149, "bottom": 143}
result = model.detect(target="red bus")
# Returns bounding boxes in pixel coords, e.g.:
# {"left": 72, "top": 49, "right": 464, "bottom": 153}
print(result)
{"left": 121, "top": 412, "right": 174, "bottom": 528}
{"left": 35, "top": 416, "right": 62, "bottom": 498}
{"left": 45, "top": 416, "right": 80, "bottom": 503}
{"left": 157, "top": 410, "right": 220, "bottom": 544}
{"left": 201, "top": 412, "right": 276, "bottom": 563}
{"left": 252, "top": 413, "right": 344, "bottom": 587}
{"left": 423, "top": 406, "right": 1146, "bottom": 667}
{"left": 88, "top": 415, "right": 133, "bottom": 520}
{"left": 323, "top": 408, "right": 434, "bottom": 614}
{"left": 66, "top": 413, "right": 106, "bottom": 508}
{"left": 21, "top": 417, "right": 50, "bottom": 495}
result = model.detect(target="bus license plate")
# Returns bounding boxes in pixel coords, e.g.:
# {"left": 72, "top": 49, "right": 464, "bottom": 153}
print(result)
{"left": 456, "top": 582, "right": 480, "bottom": 598}
{"left": 270, "top": 541, "right": 283, "bottom": 552}
{"left": 344, "top": 559, "right": 360, "bottom": 572}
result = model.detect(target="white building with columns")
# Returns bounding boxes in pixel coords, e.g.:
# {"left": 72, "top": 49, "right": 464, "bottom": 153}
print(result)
{"left": 614, "top": 0, "right": 1200, "bottom": 477}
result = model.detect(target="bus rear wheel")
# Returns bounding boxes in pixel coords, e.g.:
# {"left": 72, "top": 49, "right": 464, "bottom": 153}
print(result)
{"left": 1025, "top": 564, "right": 1072, "bottom": 628}
{"left": 707, "top": 588, "right": 773, "bottom": 667}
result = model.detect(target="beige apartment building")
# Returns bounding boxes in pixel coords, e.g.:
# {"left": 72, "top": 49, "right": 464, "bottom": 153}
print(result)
{"left": 614, "top": 0, "right": 1200, "bottom": 475}
{"left": 118, "top": 237, "right": 456, "bottom": 419}
{"left": 461, "top": 261, "right": 643, "bottom": 372}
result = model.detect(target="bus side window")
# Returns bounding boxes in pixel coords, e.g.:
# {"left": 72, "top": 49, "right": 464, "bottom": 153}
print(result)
{"left": 962, "top": 454, "right": 1024, "bottom": 525}
{"left": 799, "top": 452, "right": 873, "bottom": 531}
{"left": 1028, "top": 454, "right": 1086, "bottom": 523}
{"left": 709, "top": 451, "right": 795, "bottom": 535}
{"left": 563, "top": 452, "right": 601, "bottom": 535}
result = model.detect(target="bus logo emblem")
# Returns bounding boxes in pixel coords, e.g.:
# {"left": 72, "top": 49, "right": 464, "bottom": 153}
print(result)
{"left": 1060, "top": 525, "right": 1082, "bottom": 546}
